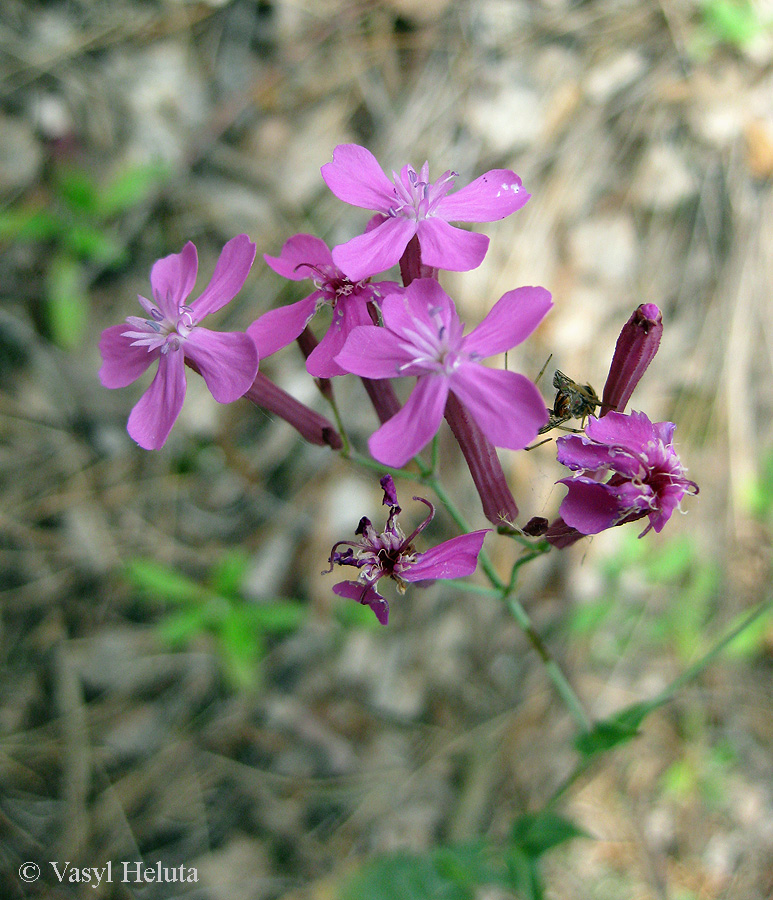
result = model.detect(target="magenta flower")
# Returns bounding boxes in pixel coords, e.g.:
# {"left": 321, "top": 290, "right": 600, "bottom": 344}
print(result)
{"left": 99, "top": 235, "right": 259, "bottom": 450}
{"left": 247, "top": 233, "right": 395, "bottom": 377}
{"left": 321, "top": 144, "right": 530, "bottom": 281}
{"left": 556, "top": 410, "right": 698, "bottom": 537}
{"left": 326, "top": 475, "right": 488, "bottom": 625}
{"left": 334, "top": 278, "right": 552, "bottom": 467}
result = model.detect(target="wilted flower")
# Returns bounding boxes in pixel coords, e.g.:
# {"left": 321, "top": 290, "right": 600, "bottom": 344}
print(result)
{"left": 321, "top": 144, "right": 530, "bottom": 281}
{"left": 99, "top": 235, "right": 259, "bottom": 450}
{"left": 334, "top": 277, "right": 551, "bottom": 467}
{"left": 326, "top": 475, "right": 488, "bottom": 625}
{"left": 556, "top": 410, "right": 698, "bottom": 537}
{"left": 248, "top": 233, "right": 396, "bottom": 377}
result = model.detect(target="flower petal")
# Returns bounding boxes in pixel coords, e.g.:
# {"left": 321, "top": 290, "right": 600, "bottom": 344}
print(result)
{"left": 449, "top": 364, "right": 548, "bottom": 450}
{"left": 382, "top": 278, "right": 458, "bottom": 340}
{"left": 321, "top": 144, "right": 397, "bottom": 211}
{"left": 415, "top": 218, "right": 489, "bottom": 271}
{"left": 150, "top": 241, "right": 198, "bottom": 317}
{"left": 183, "top": 327, "right": 258, "bottom": 403}
{"left": 462, "top": 286, "right": 552, "bottom": 358}
{"left": 99, "top": 324, "right": 157, "bottom": 388}
{"left": 307, "top": 295, "right": 374, "bottom": 377}
{"left": 335, "top": 322, "right": 422, "bottom": 378}
{"left": 190, "top": 234, "right": 257, "bottom": 320}
{"left": 584, "top": 410, "right": 655, "bottom": 451}
{"left": 332, "top": 217, "right": 417, "bottom": 282}
{"left": 264, "top": 234, "right": 334, "bottom": 281}
{"left": 434, "top": 169, "right": 530, "bottom": 221}
{"left": 333, "top": 580, "right": 390, "bottom": 625}
{"left": 368, "top": 375, "right": 449, "bottom": 467}
{"left": 558, "top": 480, "right": 627, "bottom": 534}
{"left": 401, "top": 530, "right": 488, "bottom": 582}
{"left": 556, "top": 434, "right": 642, "bottom": 478}
{"left": 247, "top": 295, "right": 318, "bottom": 358}
{"left": 126, "top": 350, "right": 187, "bottom": 450}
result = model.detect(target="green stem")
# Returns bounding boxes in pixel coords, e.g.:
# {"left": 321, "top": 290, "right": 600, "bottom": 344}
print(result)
{"left": 342, "top": 448, "right": 591, "bottom": 732}
{"left": 547, "top": 593, "right": 773, "bottom": 807}
{"left": 506, "top": 595, "right": 592, "bottom": 732}
{"left": 326, "top": 390, "right": 351, "bottom": 457}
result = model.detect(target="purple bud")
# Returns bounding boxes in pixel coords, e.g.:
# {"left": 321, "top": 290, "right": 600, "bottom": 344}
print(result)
{"left": 242, "top": 372, "right": 343, "bottom": 449}
{"left": 601, "top": 303, "right": 662, "bottom": 415}
{"left": 398, "top": 234, "right": 438, "bottom": 286}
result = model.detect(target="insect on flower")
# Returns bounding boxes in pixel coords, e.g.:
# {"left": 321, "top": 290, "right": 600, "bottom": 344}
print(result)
{"left": 539, "top": 369, "right": 603, "bottom": 435}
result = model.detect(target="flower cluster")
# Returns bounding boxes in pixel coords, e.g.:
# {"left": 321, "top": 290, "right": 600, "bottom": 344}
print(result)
{"left": 99, "top": 142, "right": 698, "bottom": 623}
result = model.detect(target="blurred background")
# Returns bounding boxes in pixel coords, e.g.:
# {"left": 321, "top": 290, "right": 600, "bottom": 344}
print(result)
{"left": 1, "top": 0, "right": 772, "bottom": 898}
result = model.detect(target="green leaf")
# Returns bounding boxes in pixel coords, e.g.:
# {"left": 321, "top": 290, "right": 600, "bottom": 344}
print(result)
{"left": 503, "top": 847, "right": 543, "bottom": 900}
{"left": 702, "top": 0, "right": 763, "bottom": 47}
{"left": 723, "top": 605, "right": 773, "bottom": 659}
{"left": 125, "top": 558, "right": 208, "bottom": 607}
{"left": 157, "top": 607, "right": 209, "bottom": 647}
{"left": 643, "top": 534, "right": 694, "bottom": 582}
{"left": 63, "top": 223, "right": 126, "bottom": 265}
{"left": 55, "top": 167, "right": 99, "bottom": 214}
{"left": 209, "top": 550, "right": 251, "bottom": 599}
{"left": 97, "top": 161, "right": 170, "bottom": 217}
{"left": 219, "top": 610, "right": 265, "bottom": 689}
{"left": 244, "top": 600, "right": 306, "bottom": 634}
{"left": 574, "top": 701, "right": 653, "bottom": 758}
{"left": 44, "top": 254, "right": 88, "bottom": 349}
{"left": 510, "top": 811, "right": 589, "bottom": 859}
{"left": 340, "top": 852, "right": 473, "bottom": 900}
{"left": 0, "top": 207, "right": 61, "bottom": 242}
{"left": 432, "top": 842, "right": 503, "bottom": 890}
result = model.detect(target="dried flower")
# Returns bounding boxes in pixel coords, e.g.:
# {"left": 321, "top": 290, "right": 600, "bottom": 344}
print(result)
{"left": 326, "top": 475, "right": 488, "bottom": 625}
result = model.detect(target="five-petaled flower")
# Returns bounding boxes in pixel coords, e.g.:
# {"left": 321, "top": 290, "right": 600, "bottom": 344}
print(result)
{"left": 248, "top": 233, "right": 395, "bottom": 377}
{"left": 555, "top": 410, "right": 698, "bottom": 537}
{"left": 99, "top": 234, "right": 259, "bottom": 450}
{"left": 321, "top": 143, "right": 530, "bottom": 281}
{"left": 334, "top": 277, "right": 552, "bottom": 467}
{"left": 326, "top": 475, "right": 488, "bottom": 625}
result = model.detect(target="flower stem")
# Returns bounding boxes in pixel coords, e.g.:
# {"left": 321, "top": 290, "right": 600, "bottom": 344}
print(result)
{"left": 506, "top": 595, "right": 591, "bottom": 732}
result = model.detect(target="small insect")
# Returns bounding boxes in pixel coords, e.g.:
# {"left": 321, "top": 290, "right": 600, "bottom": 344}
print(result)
{"left": 539, "top": 370, "right": 602, "bottom": 435}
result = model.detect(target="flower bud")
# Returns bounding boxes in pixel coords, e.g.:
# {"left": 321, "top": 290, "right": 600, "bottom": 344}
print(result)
{"left": 601, "top": 303, "right": 662, "bottom": 414}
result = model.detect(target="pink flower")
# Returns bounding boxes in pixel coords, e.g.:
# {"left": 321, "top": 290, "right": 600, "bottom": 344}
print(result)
{"left": 326, "top": 475, "right": 488, "bottom": 625}
{"left": 248, "top": 233, "right": 395, "bottom": 377}
{"left": 99, "top": 235, "right": 259, "bottom": 450}
{"left": 334, "top": 278, "right": 551, "bottom": 467}
{"left": 556, "top": 410, "right": 698, "bottom": 537}
{"left": 321, "top": 144, "right": 530, "bottom": 281}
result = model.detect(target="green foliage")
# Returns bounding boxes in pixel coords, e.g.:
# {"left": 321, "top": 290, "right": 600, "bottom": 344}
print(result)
{"left": 660, "top": 738, "right": 737, "bottom": 806}
{"left": 700, "top": 0, "right": 769, "bottom": 49}
{"left": 2, "top": 160, "right": 169, "bottom": 348}
{"left": 338, "top": 811, "right": 587, "bottom": 900}
{"left": 125, "top": 551, "right": 306, "bottom": 691}
{"left": 569, "top": 531, "right": 721, "bottom": 664}
{"left": 743, "top": 447, "right": 773, "bottom": 522}
{"left": 574, "top": 701, "right": 651, "bottom": 758}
